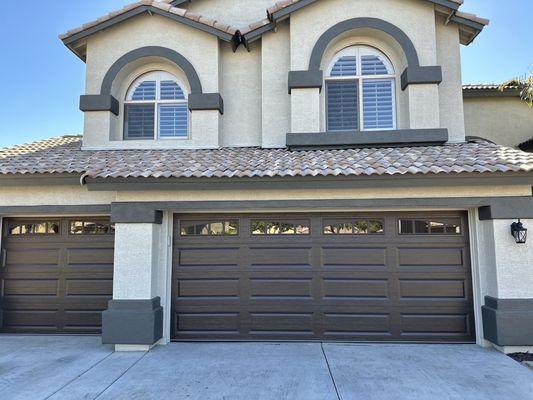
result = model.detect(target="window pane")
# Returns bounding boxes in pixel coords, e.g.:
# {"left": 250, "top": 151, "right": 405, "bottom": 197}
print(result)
{"left": 361, "top": 55, "right": 390, "bottom": 75}
{"left": 327, "top": 81, "right": 358, "bottom": 131}
{"left": 324, "top": 223, "right": 353, "bottom": 235}
{"left": 354, "top": 220, "right": 384, "bottom": 234}
{"left": 330, "top": 56, "right": 357, "bottom": 76}
{"left": 252, "top": 220, "right": 310, "bottom": 235}
{"left": 399, "top": 218, "right": 462, "bottom": 235}
{"left": 363, "top": 79, "right": 394, "bottom": 130}
{"left": 9, "top": 221, "right": 60, "bottom": 235}
{"left": 180, "top": 221, "right": 239, "bottom": 236}
{"left": 414, "top": 220, "right": 430, "bottom": 234}
{"left": 429, "top": 221, "right": 446, "bottom": 234}
{"left": 125, "top": 104, "right": 155, "bottom": 139}
{"left": 160, "top": 81, "right": 185, "bottom": 100}
{"left": 324, "top": 219, "right": 384, "bottom": 235}
{"left": 159, "top": 104, "right": 188, "bottom": 138}
{"left": 131, "top": 81, "right": 156, "bottom": 101}
{"left": 399, "top": 220, "right": 414, "bottom": 234}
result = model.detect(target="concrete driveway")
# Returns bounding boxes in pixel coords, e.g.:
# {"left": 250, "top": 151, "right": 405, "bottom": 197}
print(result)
{"left": 1, "top": 336, "right": 532, "bottom": 400}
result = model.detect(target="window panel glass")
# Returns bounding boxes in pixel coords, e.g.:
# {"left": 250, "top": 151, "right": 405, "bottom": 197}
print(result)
{"left": 327, "top": 80, "right": 358, "bottom": 131}
{"left": 160, "top": 81, "right": 185, "bottom": 100}
{"left": 69, "top": 221, "right": 115, "bottom": 235}
{"left": 9, "top": 221, "right": 60, "bottom": 236}
{"left": 324, "top": 219, "right": 384, "bottom": 235}
{"left": 131, "top": 81, "right": 156, "bottom": 101}
{"left": 252, "top": 220, "right": 310, "bottom": 235}
{"left": 399, "top": 219, "right": 462, "bottom": 235}
{"left": 330, "top": 56, "right": 358, "bottom": 77}
{"left": 361, "top": 55, "right": 390, "bottom": 75}
{"left": 125, "top": 104, "right": 155, "bottom": 139}
{"left": 363, "top": 79, "right": 394, "bottom": 130}
{"left": 180, "top": 221, "right": 239, "bottom": 236}
{"left": 158, "top": 104, "right": 188, "bottom": 138}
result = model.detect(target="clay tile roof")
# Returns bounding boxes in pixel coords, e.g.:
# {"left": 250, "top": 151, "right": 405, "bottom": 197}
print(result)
{"left": 2, "top": 136, "right": 533, "bottom": 180}
{"left": 59, "top": 0, "right": 238, "bottom": 42}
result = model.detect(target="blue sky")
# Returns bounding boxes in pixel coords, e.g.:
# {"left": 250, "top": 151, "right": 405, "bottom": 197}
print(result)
{"left": 0, "top": 0, "right": 531, "bottom": 147}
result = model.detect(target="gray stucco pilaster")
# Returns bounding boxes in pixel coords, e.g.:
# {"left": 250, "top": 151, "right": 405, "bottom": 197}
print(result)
{"left": 482, "top": 296, "right": 533, "bottom": 346}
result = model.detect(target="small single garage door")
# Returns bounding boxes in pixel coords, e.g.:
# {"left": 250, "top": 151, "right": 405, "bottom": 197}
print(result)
{"left": 172, "top": 212, "right": 475, "bottom": 343}
{"left": 0, "top": 217, "right": 114, "bottom": 334}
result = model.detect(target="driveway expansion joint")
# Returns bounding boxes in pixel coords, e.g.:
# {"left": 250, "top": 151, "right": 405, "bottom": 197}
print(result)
{"left": 321, "top": 343, "right": 342, "bottom": 400}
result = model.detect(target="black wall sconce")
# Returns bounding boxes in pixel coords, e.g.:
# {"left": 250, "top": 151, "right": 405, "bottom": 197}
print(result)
{"left": 511, "top": 219, "right": 528, "bottom": 244}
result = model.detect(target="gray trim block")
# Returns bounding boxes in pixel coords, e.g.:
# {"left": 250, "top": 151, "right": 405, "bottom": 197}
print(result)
{"left": 102, "top": 297, "right": 163, "bottom": 345}
{"left": 482, "top": 296, "right": 533, "bottom": 346}
{"left": 400, "top": 66, "right": 443, "bottom": 90}
{"left": 288, "top": 71, "right": 324, "bottom": 93}
{"left": 188, "top": 93, "right": 224, "bottom": 114}
{"left": 101, "top": 46, "right": 204, "bottom": 95}
{"left": 80, "top": 95, "right": 120, "bottom": 116}
{"left": 111, "top": 203, "right": 163, "bottom": 224}
{"left": 286, "top": 129, "right": 449, "bottom": 149}
{"left": 478, "top": 197, "right": 533, "bottom": 220}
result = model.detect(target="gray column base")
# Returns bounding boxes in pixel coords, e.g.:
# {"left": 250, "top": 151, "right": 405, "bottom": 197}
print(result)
{"left": 482, "top": 296, "right": 533, "bottom": 346}
{"left": 102, "top": 297, "right": 163, "bottom": 345}
{"left": 80, "top": 95, "right": 120, "bottom": 116}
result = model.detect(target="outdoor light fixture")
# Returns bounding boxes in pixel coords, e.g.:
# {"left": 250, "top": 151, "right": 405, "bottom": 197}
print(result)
{"left": 511, "top": 219, "right": 528, "bottom": 244}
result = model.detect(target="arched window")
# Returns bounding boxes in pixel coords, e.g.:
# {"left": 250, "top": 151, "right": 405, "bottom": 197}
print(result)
{"left": 124, "top": 71, "right": 188, "bottom": 139}
{"left": 326, "top": 46, "right": 396, "bottom": 132}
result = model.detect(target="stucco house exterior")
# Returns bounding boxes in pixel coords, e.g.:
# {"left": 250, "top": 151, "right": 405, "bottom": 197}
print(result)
{"left": 463, "top": 84, "right": 533, "bottom": 150}
{"left": 1, "top": 0, "right": 532, "bottom": 354}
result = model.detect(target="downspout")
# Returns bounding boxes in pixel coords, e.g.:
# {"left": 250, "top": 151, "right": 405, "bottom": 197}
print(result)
{"left": 80, "top": 172, "right": 89, "bottom": 187}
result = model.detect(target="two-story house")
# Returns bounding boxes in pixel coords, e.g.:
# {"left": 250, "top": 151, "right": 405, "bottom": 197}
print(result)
{"left": 1, "top": 0, "right": 532, "bottom": 354}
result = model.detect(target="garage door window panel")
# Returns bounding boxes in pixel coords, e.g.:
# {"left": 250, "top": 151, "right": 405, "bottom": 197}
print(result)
{"left": 8, "top": 221, "right": 60, "bottom": 236}
{"left": 251, "top": 220, "right": 310, "bottom": 235}
{"left": 180, "top": 220, "right": 239, "bottom": 236}
{"left": 323, "top": 219, "right": 384, "bottom": 235}
{"left": 399, "top": 219, "right": 462, "bottom": 235}
{"left": 69, "top": 220, "right": 115, "bottom": 235}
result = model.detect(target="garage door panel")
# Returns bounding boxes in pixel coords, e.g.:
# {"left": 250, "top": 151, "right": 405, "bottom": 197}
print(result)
{"left": 322, "top": 247, "right": 387, "bottom": 267}
{"left": 248, "top": 247, "right": 312, "bottom": 267}
{"left": 66, "top": 248, "right": 114, "bottom": 265}
{"left": 250, "top": 278, "right": 313, "bottom": 299}
{"left": 2, "top": 310, "right": 59, "bottom": 329}
{"left": 5, "top": 249, "right": 60, "bottom": 266}
{"left": 1, "top": 217, "right": 114, "bottom": 334}
{"left": 65, "top": 279, "right": 113, "bottom": 297}
{"left": 3, "top": 279, "right": 59, "bottom": 296}
{"left": 323, "top": 313, "right": 391, "bottom": 335}
{"left": 176, "top": 312, "right": 241, "bottom": 334}
{"left": 398, "top": 247, "right": 465, "bottom": 267}
{"left": 322, "top": 279, "right": 389, "bottom": 299}
{"left": 400, "top": 314, "right": 471, "bottom": 336}
{"left": 172, "top": 213, "right": 475, "bottom": 342}
{"left": 178, "top": 248, "right": 241, "bottom": 267}
{"left": 177, "top": 279, "right": 240, "bottom": 299}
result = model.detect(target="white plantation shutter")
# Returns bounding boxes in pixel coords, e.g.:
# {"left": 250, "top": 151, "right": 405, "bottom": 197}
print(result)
{"left": 363, "top": 79, "right": 394, "bottom": 130}
{"left": 330, "top": 56, "right": 358, "bottom": 77}
{"left": 125, "top": 104, "right": 155, "bottom": 139}
{"left": 159, "top": 104, "right": 188, "bottom": 137}
{"left": 125, "top": 71, "right": 189, "bottom": 139}
{"left": 361, "top": 55, "right": 390, "bottom": 75}
{"left": 326, "top": 81, "right": 359, "bottom": 131}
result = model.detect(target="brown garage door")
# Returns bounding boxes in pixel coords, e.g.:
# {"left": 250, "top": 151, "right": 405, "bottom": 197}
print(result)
{"left": 0, "top": 217, "right": 114, "bottom": 334}
{"left": 172, "top": 212, "right": 475, "bottom": 342}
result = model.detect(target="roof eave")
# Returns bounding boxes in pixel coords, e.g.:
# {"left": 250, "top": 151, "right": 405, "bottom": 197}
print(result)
{"left": 60, "top": 4, "right": 236, "bottom": 61}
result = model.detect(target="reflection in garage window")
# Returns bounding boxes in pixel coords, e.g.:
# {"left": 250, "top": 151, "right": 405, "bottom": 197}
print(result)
{"left": 180, "top": 220, "right": 239, "bottom": 236}
{"left": 9, "top": 221, "right": 60, "bottom": 235}
{"left": 251, "top": 220, "right": 310, "bottom": 235}
{"left": 69, "top": 221, "right": 115, "bottom": 235}
{"left": 399, "top": 219, "right": 462, "bottom": 235}
{"left": 323, "top": 219, "right": 384, "bottom": 235}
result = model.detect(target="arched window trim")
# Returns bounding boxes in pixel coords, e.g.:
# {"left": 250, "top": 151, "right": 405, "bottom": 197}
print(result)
{"left": 124, "top": 71, "right": 190, "bottom": 140}
{"left": 325, "top": 45, "right": 397, "bottom": 132}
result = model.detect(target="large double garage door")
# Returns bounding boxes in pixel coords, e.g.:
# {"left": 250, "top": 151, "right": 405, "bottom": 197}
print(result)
{"left": 0, "top": 218, "right": 114, "bottom": 334}
{"left": 172, "top": 212, "right": 475, "bottom": 342}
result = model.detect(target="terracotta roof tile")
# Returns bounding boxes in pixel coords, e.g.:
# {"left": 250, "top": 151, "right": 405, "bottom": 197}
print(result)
{"left": 1, "top": 136, "right": 533, "bottom": 180}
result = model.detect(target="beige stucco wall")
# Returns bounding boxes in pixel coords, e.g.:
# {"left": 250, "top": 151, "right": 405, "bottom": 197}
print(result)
{"left": 464, "top": 97, "right": 533, "bottom": 148}
{"left": 436, "top": 18, "right": 466, "bottom": 142}
{"left": 83, "top": 14, "right": 221, "bottom": 150}
{"left": 184, "top": 0, "right": 274, "bottom": 27}
{"left": 219, "top": 42, "right": 263, "bottom": 147}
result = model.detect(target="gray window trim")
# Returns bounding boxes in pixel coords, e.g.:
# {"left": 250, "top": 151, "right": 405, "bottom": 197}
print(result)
{"left": 286, "top": 129, "right": 449, "bottom": 150}
{"left": 288, "top": 18, "right": 442, "bottom": 92}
